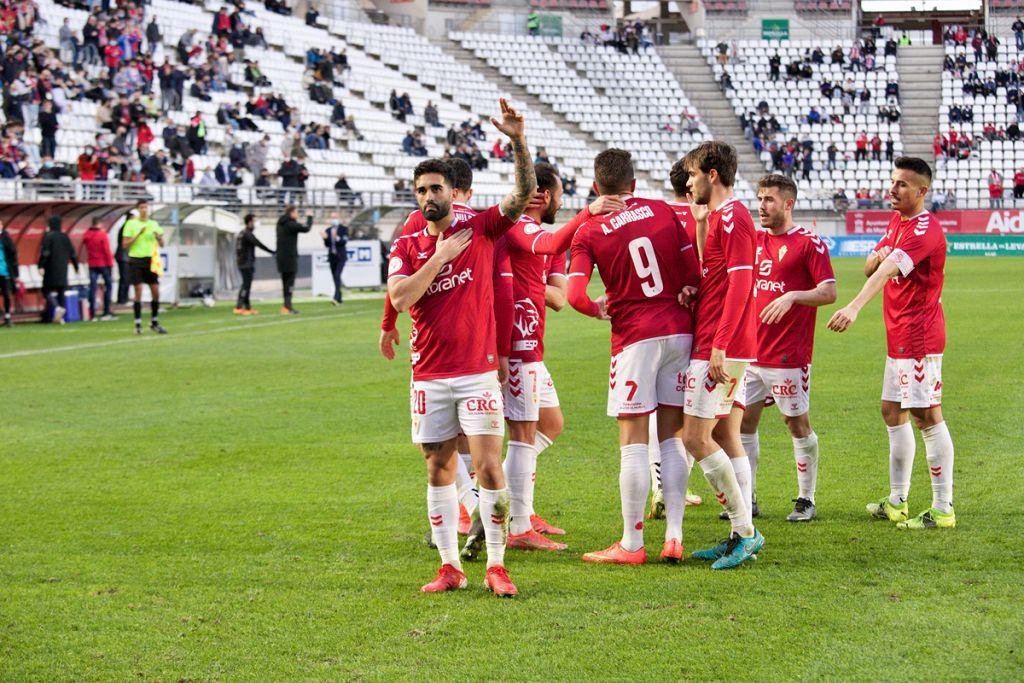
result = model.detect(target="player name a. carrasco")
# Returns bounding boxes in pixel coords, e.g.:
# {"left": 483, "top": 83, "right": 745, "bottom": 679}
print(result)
{"left": 604, "top": 205, "right": 655, "bottom": 234}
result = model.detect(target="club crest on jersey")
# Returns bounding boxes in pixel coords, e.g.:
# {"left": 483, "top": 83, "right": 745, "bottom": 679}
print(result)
{"left": 388, "top": 256, "right": 403, "bottom": 275}
{"left": 778, "top": 245, "right": 788, "bottom": 261}
{"left": 513, "top": 298, "right": 541, "bottom": 339}
{"left": 523, "top": 223, "right": 542, "bottom": 235}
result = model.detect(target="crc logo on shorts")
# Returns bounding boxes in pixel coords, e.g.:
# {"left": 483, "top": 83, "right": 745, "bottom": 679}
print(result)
{"left": 388, "top": 256, "right": 404, "bottom": 276}
{"left": 772, "top": 378, "right": 798, "bottom": 397}
{"left": 514, "top": 298, "right": 541, "bottom": 339}
{"left": 465, "top": 392, "right": 500, "bottom": 414}
{"left": 426, "top": 263, "right": 474, "bottom": 296}
{"left": 898, "top": 368, "right": 909, "bottom": 387}
{"left": 682, "top": 370, "right": 697, "bottom": 390}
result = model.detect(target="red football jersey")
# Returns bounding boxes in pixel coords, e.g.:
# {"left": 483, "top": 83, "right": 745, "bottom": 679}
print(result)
{"left": 381, "top": 203, "right": 476, "bottom": 331}
{"left": 874, "top": 211, "right": 946, "bottom": 358}
{"left": 547, "top": 250, "right": 567, "bottom": 280}
{"left": 693, "top": 197, "right": 758, "bottom": 362}
{"left": 667, "top": 201, "right": 698, "bottom": 251}
{"left": 569, "top": 196, "right": 700, "bottom": 355}
{"left": 505, "top": 215, "right": 556, "bottom": 363}
{"left": 387, "top": 205, "right": 514, "bottom": 380}
{"left": 753, "top": 226, "right": 836, "bottom": 368}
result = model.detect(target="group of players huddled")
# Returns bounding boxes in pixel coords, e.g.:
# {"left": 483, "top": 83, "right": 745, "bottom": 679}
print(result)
{"left": 378, "top": 99, "right": 956, "bottom": 597}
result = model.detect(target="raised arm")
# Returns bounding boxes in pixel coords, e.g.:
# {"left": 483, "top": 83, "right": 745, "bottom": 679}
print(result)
{"left": 492, "top": 99, "right": 536, "bottom": 223}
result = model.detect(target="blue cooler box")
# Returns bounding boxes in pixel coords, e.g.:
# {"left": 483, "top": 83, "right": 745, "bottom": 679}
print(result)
{"left": 64, "top": 289, "right": 82, "bottom": 322}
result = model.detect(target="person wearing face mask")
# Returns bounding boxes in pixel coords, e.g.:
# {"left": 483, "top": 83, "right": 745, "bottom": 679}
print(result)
{"left": 234, "top": 213, "right": 274, "bottom": 316}
{"left": 320, "top": 212, "right": 348, "bottom": 305}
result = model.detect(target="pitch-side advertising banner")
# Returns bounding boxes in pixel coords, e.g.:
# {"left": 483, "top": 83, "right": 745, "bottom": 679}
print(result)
{"left": 822, "top": 234, "right": 1024, "bottom": 257}
{"left": 847, "top": 209, "right": 1024, "bottom": 235}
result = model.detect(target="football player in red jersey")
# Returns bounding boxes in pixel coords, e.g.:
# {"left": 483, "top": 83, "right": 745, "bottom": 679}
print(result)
{"left": 387, "top": 99, "right": 536, "bottom": 596}
{"left": 829, "top": 157, "right": 956, "bottom": 530}
{"left": 500, "top": 162, "right": 624, "bottom": 551}
{"left": 681, "top": 142, "right": 765, "bottom": 569}
{"left": 739, "top": 175, "right": 836, "bottom": 523}
{"left": 568, "top": 149, "right": 701, "bottom": 565}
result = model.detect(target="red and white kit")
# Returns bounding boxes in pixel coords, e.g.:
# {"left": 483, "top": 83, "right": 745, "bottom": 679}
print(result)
{"left": 874, "top": 210, "right": 947, "bottom": 409}
{"left": 684, "top": 197, "right": 758, "bottom": 419}
{"left": 388, "top": 206, "right": 514, "bottom": 442}
{"left": 745, "top": 226, "right": 835, "bottom": 417}
{"left": 666, "top": 201, "right": 698, "bottom": 248}
{"left": 501, "top": 214, "right": 566, "bottom": 421}
{"left": 568, "top": 197, "right": 700, "bottom": 417}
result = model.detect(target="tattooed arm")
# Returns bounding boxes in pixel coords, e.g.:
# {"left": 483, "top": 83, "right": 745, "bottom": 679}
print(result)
{"left": 492, "top": 98, "right": 536, "bottom": 223}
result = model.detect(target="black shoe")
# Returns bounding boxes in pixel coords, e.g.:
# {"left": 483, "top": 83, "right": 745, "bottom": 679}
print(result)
{"left": 134, "top": 324, "right": 142, "bottom": 336}
{"left": 720, "top": 497, "right": 759, "bottom": 520}
{"left": 150, "top": 322, "right": 168, "bottom": 334}
{"left": 1, "top": 318, "right": 11, "bottom": 328}
{"left": 460, "top": 515, "right": 486, "bottom": 561}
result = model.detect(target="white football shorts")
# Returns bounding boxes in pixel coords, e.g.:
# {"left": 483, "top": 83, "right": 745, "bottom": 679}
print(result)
{"left": 744, "top": 364, "right": 812, "bottom": 417}
{"left": 607, "top": 335, "right": 692, "bottom": 417}
{"left": 410, "top": 371, "right": 505, "bottom": 444}
{"left": 504, "top": 360, "right": 559, "bottom": 422}
{"left": 881, "top": 355, "right": 943, "bottom": 409}
{"left": 683, "top": 358, "right": 749, "bottom": 420}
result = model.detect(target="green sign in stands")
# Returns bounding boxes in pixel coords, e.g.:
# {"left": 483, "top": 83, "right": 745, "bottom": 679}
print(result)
{"left": 539, "top": 15, "right": 562, "bottom": 38}
{"left": 762, "top": 19, "right": 789, "bottom": 40}
{"left": 947, "top": 234, "right": 1024, "bottom": 256}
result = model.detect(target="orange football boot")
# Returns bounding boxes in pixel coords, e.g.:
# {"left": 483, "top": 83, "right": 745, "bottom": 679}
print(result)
{"left": 420, "top": 564, "right": 467, "bottom": 593}
{"left": 483, "top": 565, "right": 517, "bottom": 597}
{"left": 660, "top": 538, "right": 684, "bottom": 563}
{"left": 530, "top": 514, "right": 566, "bottom": 535}
{"left": 582, "top": 542, "right": 647, "bottom": 565}
{"left": 507, "top": 529, "right": 567, "bottom": 551}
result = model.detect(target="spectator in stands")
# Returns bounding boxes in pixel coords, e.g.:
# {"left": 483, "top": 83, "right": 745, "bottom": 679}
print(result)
{"left": 848, "top": 41, "right": 862, "bottom": 71}
{"left": 393, "top": 178, "right": 414, "bottom": 203}
{"left": 527, "top": 9, "right": 540, "bottom": 37}
{"left": 806, "top": 107, "right": 821, "bottom": 125}
{"left": 305, "top": 4, "right": 319, "bottom": 26}
{"left": 275, "top": 205, "right": 311, "bottom": 315}
{"left": 931, "top": 188, "right": 946, "bottom": 213}
{"left": 800, "top": 148, "right": 813, "bottom": 182}
{"left": 141, "top": 150, "right": 167, "bottom": 183}
{"left": 38, "top": 215, "right": 78, "bottom": 324}
{"left": 985, "top": 35, "right": 998, "bottom": 63}
{"left": 277, "top": 155, "right": 308, "bottom": 204}
{"left": 245, "top": 60, "right": 271, "bottom": 87}
{"left": 390, "top": 90, "right": 405, "bottom": 122}
{"left": 870, "top": 134, "right": 882, "bottom": 161}
{"left": 719, "top": 69, "right": 733, "bottom": 93}
{"left": 831, "top": 46, "right": 844, "bottom": 66}
{"left": 989, "top": 172, "right": 1004, "bottom": 209}
{"left": 827, "top": 143, "right": 839, "bottom": 171}
{"left": 81, "top": 217, "right": 116, "bottom": 321}
{"left": 884, "top": 38, "right": 897, "bottom": 57}
{"left": 1014, "top": 17, "right": 1024, "bottom": 51}
{"left": 857, "top": 88, "right": 871, "bottom": 116}
{"left": 855, "top": 188, "right": 872, "bottom": 209}
{"left": 146, "top": 17, "right": 161, "bottom": 55}
{"left": 1014, "top": 168, "right": 1024, "bottom": 200}
{"left": 832, "top": 187, "right": 849, "bottom": 212}
{"left": 190, "top": 75, "right": 213, "bottom": 102}
{"left": 187, "top": 113, "right": 207, "bottom": 154}
{"left": 898, "top": 32, "right": 910, "bottom": 47}
{"left": 424, "top": 101, "right": 441, "bottom": 128}
{"left": 854, "top": 131, "right": 868, "bottom": 162}
{"left": 1008, "top": 122, "right": 1021, "bottom": 142}
{"left": 335, "top": 174, "right": 362, "bottom": 207}
{"left": 885, "top": 135, "right": 894, "bottom": 162}
{"left": 38, "top": 99, "right": 58, "bottom": 159}
{"left": 716, "top": 41, "right": 729, "bottom": 65}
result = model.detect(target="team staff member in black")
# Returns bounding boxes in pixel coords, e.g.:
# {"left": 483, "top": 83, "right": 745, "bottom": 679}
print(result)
{"left": 275, "top": 204, "right": 312, "bottom": 315}
{"left": 234, "top": 213, "right": 274, "bottom": 316}
{"left": 38, "top": 215, "right": 78, "bottom": 324}
{"left": 1, "top": 220, "right": 18, "bottom": 327}
{"left": 122, "top": 200, "right": 168, "bottom": 335}
{"left": 320, "top": 213, "right": 348, "bottom": 305}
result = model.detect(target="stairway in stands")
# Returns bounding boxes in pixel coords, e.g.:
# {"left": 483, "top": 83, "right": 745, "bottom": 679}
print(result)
{"left": 897, "top": 45, "right": 944, "bottom": 164}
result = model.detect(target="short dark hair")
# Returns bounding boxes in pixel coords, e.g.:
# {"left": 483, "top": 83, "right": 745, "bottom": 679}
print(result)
{"left": 413, "top": 159, "right": 455, "bottom": 188}
{"left": 683, "top": 141, "right": 737, "bottom": 188}
{"left": 669, "top": 158, "right": 688, "bottom": 196}
{"left": 444, "top": 157, "right": 473, "bottom": 193}
{"left": 244, "top": 213, "right": 255, "bottom": 226}
{"left": 135, "top": 199, "right": 148, "bottom": 208}
{"left": 757, "top": 174, "right": 799, "bottom": 200}
{"left": 285, "top": 204, "right": 297, "bottom": 215}
{"left": 894, "top": 156, "right": 932, "bottom": 183}
{"left": 535, "top": 162, "right": 560, "bottom": 193}
{"left": 593, "top": 148, "right": 634, "bottom": 194}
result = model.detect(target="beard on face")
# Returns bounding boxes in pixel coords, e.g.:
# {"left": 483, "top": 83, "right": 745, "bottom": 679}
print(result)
{"left": 422, "top": 200, "right": 450, "bottom": 222}
{"left": 542, "top": 199, "right": 559, "bottom": 224}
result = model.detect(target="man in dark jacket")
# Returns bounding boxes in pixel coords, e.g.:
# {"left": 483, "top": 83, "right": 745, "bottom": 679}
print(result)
{"left": 234, "top": 213, "right": 274, "bottom": 315}
{"left": 320, "top": 213, "right": 348, "bottom": 305}
{"left": 275, "top": 205, "right": 312, "bottom": 314}
{"left": 39, "top": 100, "right": 59, "bottom": 158}
{"left": 38, "top": 215, "right": 78, "bottom": 323}
{"left": 0, "top": 219, "right": 17, "bottom": 327}
{"left": 277, "top": 157, "right": 308, "bottom": 205}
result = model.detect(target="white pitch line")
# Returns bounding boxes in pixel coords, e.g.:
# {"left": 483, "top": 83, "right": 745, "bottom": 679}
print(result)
{"left": 0, "top": 311, "right": 361, "bottom": 360}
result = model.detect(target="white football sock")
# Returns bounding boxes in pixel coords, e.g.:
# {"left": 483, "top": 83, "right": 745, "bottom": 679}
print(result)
{"left": 458, "top": 451, "right": 474, "bottom": 476}
{"left": 685, "top": 450, "right": 695, "bottom": 471}
{"left": 478, "top": 486, "right": 509, "bottom": 568}
{"left": 427, "top": 483, "right": 461, "bottom": 570}
{"left": 454, "top": 455, "right": 479, "bottom": 516}
{"left": 887, "top": 423, "right": 915, "bottom": 505}
{"left": 659, "top": 438, "right": 688, "bottom": 542}
{"left": 533, "top": 431, "right": 553, "bottom": 456}
{"left": 619, "top": 443, "right": 650, "bottom": 552}
{"left": 647, "top": 439, "right": 662, "bottom": 491}
{"left": 730, "top": 455, "right": 753, "bottom": 527}
{"left": 740, "top": 431, "right": 760, "bottom": 500}
{"left": 793, "top": 432, "right": 819, "bottom": 503}
{"left": 700, "top": 450, "right": 753, "bottom": 537}
{"left": 503, "top": 441, "right": 537, "bottom": 535}
{"left": 921, "top": 421, "right": 954, "bottom": 513}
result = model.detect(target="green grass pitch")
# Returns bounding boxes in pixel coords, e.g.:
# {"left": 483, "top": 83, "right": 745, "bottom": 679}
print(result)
{"left": 1, "top": 257, "right": 1022, "bottom": 680}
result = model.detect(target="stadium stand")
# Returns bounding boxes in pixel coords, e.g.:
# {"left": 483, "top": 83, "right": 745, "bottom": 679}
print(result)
{"left": 702, "top": 38, "right": 904, "bottom": 212}
{"left": 936, "top": 26, "right": 1024, "bottom": 208}
{"left": 704, "top": 1, "right": 749, "bottom": 13}
{"left": 794, "top": 0, "right": 852, "bottom": 11}
{"left": 455, "top": 32, "right": 755, "bottom": 201}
